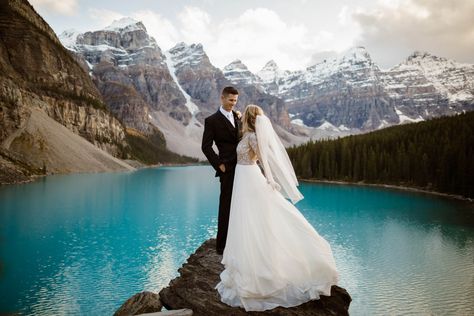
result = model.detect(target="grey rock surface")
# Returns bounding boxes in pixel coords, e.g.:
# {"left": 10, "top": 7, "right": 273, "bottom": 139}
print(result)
{"left": 114, "top": 291, "right": 163, "bottom": 316}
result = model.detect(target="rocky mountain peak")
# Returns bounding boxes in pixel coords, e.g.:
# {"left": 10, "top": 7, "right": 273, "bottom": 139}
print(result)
{"left": 168, "top": 42, "right": 208, "bottom": 67}
{"left": 69, "top": 17, "right": 157, "bottom": 53}
{"left": 104, "top": 17, "right": 147, "bottom": 33}
{"left": 223, "top": 60, "right": 261, "bottom": 86}
{"left": 408, "top": 50, "right": 435, "bottom": 60}
{"left": 393, "top": 51, "right": 474, "bottom": 103}
{"left": 223, "top": 59, "right": 247, "bottom": 71}
{"left": 341, "top": 46, "right": 371, "bottom": 60}
{"left": 258, "top": 60, "right": 282, "bottom": 83}
{"left": 59, "top": 28, "right": 81, "bottom": 50}
{"left": 60, "top": 17, "right": 162, "bottom": 69}
{"left": 403, "top": 51, "right": 454, "bottom": 69}
{"left": 261, "top": 59, "right": 279, "bottom": 71}
{"left": 337, "top": 46, "right": 374, "bottom": 69}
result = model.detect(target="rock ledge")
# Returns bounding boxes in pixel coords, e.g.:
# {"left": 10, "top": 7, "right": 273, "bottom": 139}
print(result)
{"left": 159, "top": 238, "right": 351, "bottom": 315}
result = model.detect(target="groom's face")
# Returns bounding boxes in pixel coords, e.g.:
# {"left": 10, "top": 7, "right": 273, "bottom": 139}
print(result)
{"left": 221, "top": 94, "right": 238, "bottom": 112}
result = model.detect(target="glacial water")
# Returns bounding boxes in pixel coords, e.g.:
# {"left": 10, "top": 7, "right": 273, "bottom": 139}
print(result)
{"left": 0, "top": 165, "right": 473, "bottom": 315}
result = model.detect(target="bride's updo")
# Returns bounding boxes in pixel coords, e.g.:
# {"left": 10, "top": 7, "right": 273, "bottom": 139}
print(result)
{"left": 242, "top": 104, "right": 264, "bottom": 134}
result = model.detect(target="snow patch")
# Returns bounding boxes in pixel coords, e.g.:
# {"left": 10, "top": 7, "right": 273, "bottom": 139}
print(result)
{"left": 395, "top": 108, "right": 424, "bottom": 123}
{"left": 59, "top": 29, "right": 81, "bottom": 50}
{"left": 104, "top": 17, "right": 143, "bottom": 32}
{"left": 164, "top": 50, "right": 200, "bottom": 116}
{"left": 291, "top": 119, "right": 307, "bottom": 127}
{"left": 449, "top": 91, "right": 473, "bottom": 102}
{"left": 317, "top": 121, "right": 340, "bottom": 132}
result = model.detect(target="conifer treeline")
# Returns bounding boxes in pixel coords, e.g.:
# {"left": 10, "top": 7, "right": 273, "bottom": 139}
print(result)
{"left": 287, "top": 111, "right": 474, "bottom": 198}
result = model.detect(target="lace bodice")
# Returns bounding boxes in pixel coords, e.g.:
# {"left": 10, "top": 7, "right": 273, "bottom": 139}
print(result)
{"left": 237, "top": 132, "right": 259, "bottom": 165}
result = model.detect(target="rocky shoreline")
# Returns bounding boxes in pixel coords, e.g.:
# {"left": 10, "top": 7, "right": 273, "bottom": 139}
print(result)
{"left": 300, "top": 178, "right": 473, "bottom": 203}
{"left": 116, "top": 238, "right": 351, "bottom": 316}
{"left": 0, "top": 159, "right": 206, "bottom": 186}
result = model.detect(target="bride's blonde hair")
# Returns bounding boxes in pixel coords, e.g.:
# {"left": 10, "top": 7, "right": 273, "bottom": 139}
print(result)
{"left": 242, "top": 104, "right": 264, "bottom": 134}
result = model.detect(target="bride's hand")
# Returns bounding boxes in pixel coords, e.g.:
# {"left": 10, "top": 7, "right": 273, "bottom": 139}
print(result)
{"left": 268, "top": 180, "right": 281, "bottom": 191}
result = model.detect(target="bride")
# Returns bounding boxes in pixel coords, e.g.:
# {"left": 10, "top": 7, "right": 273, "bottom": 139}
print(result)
{"left": 215, "top": 104, "right": 339, "bottom": 311}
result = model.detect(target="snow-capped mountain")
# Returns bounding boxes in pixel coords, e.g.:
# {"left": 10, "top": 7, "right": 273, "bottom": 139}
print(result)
{"left": 167, "top": 42, "right": 209, "bottom": 68}
{"left": 59, "top": 18, "right": 197, "bottom": 156}
{"left": 59, "top": 16, "right": 474, "bottom": 157}
{"left": 256, "top": 60, "right": 293, "bottom": 95}
{"left": 167, "top": 43, "right": 291, "bottom": 132}
{"left": 60, "top": 18, "right": 162, "bottom": 69}
{"left": 166, "top": 42, "right": 230, "bottom": 117}
{"left": 223, "top": 47, "right": 474, "bottom": 130}
{"left": 258, "top": 60, "right": 289, "bottom": 83}
{"left": 400, "top": 52, "right": 474, "bottom": 102}
{"left": 223, "top": 60, "right": 262, "bottom": 87}
{"left": 59, "top": 18, "right": 296, "bottom": 158}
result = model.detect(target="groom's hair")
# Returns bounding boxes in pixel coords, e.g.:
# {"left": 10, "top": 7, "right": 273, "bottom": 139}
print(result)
{"left": 222, "top": 86, "right": 239, "bottom": 96}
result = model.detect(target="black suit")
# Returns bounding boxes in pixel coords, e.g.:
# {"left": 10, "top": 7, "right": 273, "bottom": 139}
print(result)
{"left": 201, "top": 109, "right": 242, "bottom": 253}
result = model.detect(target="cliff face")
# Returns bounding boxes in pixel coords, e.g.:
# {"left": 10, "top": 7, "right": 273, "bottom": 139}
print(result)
{"left": 0, "top": 0, "right": 133, "bottom": 183}
{"left": 167, "top": 43, "right": 228, "bottom": 119}
{"left": 63, "top": 18, "right": 190, "bottom": 133}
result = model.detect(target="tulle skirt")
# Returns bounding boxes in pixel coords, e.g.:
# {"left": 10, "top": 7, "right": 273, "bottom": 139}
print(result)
{"left": 215, "top": 164, "right": 339, "bottom": 311}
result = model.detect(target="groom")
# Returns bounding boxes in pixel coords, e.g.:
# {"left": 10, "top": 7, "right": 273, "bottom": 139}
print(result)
{"left": 201, "top": 86, "right": 242, "bottom": 255}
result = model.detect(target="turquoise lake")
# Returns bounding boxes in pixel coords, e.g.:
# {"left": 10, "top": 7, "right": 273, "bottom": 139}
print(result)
{"left": 1, "top": 165, "right": 473, "bottom": 315}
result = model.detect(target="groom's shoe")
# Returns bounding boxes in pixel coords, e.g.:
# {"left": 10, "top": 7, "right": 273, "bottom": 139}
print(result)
{"left": 216, "top": 248, "right": 224, "bottom": 255}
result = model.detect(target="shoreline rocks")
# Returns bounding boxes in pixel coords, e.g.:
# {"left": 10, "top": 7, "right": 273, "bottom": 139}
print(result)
{"left": 114, "top": 292, "right": 162, "bottom": 316}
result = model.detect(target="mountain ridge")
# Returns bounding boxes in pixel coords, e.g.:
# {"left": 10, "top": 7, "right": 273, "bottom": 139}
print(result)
{"left": 59, "top": 16, "right": 474, "bottom": 154}
{"left": 224, "top": 46, "right": 474, "bottom": 130}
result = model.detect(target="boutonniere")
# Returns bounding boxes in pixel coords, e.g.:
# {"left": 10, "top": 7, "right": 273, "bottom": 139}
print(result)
{"left": 235, "top": 111, "right": 242, "bottom": 120}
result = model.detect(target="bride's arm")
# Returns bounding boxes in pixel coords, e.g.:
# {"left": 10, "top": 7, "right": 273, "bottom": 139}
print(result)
{"left": 249, "top": 133, "right": 281, "bottom": 190}
{"left": 248, "top": 133, "right": 260, "bottom": 162}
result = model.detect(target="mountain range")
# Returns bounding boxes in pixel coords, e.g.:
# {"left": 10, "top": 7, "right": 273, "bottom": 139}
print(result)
{"left": 224, "top": 48, "right": 474, "bottom": 131}
{"left": 59, "top": 19, "right": 296, "bottom": 158}
{"left": 60, "top": 17, "right": 474, "bottom": 157}
{"left": 1, "top": 3, "right": 473, "bottom": 183}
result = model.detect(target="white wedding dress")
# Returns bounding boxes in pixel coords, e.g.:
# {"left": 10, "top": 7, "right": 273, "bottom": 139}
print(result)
{"left": 216, "top": 117, "right": 339, "bottom": 311}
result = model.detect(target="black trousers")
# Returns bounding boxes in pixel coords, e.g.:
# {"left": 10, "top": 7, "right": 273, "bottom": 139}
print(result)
{"left": 216, "top": 167, "right": 236, "bottom": 252}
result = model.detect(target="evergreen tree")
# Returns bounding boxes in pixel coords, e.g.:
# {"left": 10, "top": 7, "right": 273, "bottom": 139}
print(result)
{"left": 287, "top": 112, "right": 474, "bottom": 198}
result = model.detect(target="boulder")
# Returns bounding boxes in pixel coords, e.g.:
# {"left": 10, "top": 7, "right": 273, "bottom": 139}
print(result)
{"left": 114, "top": 291, "right": 162, "bottom": 316}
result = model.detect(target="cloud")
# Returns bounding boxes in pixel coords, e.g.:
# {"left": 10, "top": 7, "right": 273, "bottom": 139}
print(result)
{"left": 30, "top": 0, "right": 78, "bottom": 16}
{"left": 206, "top": 8, "right": 321, "bottom": 71}
{"left": 88, "top": 8, "right": 124, "bottom": 29}
{"left": 309, "top": 51, "right": 339, "bottom": 65}
{"left": 132, "top": 10, "right": 180, "bottom": 49}
{"left": 138, "top": 7, "right": 331, "bottom": 72}
{"left": 353, "top": 0, "right": 474, "bottom": 68}
{"left": 178, "top": 6, "right": 213, "bottom": 44}
{"left": 338, "top": 5, "right": 350, "bottom": 26}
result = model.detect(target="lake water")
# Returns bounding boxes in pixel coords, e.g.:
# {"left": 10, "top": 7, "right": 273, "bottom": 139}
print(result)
{"left": 1, "top": 166, "right": 473, "bottom": 315}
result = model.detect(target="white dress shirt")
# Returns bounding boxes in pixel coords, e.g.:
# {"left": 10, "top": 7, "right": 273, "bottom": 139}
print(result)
{"left": 220, "top": 106, "right": 235, "bottom": 127}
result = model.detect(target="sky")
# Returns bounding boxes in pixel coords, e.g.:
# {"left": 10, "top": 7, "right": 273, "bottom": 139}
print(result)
{"left": 30, "top": 0, "right": 474, "bottom": 72}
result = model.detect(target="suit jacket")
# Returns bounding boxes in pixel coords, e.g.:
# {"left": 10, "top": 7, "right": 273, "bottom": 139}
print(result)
{"left": 201, "top": 109, "right": 242, "bottom": 177}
